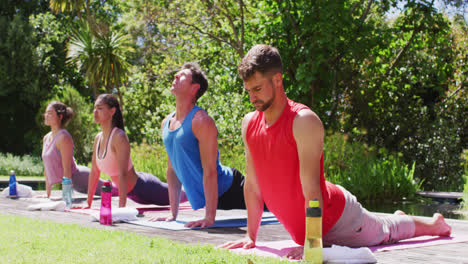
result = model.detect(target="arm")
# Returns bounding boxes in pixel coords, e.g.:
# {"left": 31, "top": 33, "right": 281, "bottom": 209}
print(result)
{"left": 166, "top": 159, "right": 182, "bottom": 220}
{"left": 186, "top": 111, "right": 219, "bottom": 228}
{"left": 44, "top": 169, "right": 51, "bottom": 198}
{"left": 42, "top": 134, "right": 51, "bottom": 198}
{"left": 112, "top": 129, "right": 132, "bottom": 208}
{"left": 219, "top": 112, "right": 263, "bottom": 249}
{"left": 285, "top": 109, "right": 324, "bottom": 260}
{"left": 151, "top": 117, "right": 183, "bottom": 222}
{"left": 55, "top": 132, "right": 74, "bottom": 180}
{"left": 86, "top": 134, "right": 101, "bottom": 207}
{"left": 293, "top": 109, "right": 324, "bottom": 211}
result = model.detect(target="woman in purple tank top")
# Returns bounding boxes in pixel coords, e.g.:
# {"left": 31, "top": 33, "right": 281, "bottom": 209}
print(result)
{"left": 85, "top": 94, "right": 186, "bottom": 208}
{"left": 42, "top": 101, "right": 106, "bottom": 198}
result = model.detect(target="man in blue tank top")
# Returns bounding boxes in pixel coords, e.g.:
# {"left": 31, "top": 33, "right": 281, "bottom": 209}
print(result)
{"left": 158, "top": 62, "right": 246, "bottom": 228}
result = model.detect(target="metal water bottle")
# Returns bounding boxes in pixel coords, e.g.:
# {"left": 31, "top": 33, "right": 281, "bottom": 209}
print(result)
{"left": 9, "top": 170, "right": 17, "bottom": 198}
{"left": 304, "top": 199, "right": 322, "bottom": 263}
{"left": 100, "top": 181, "right": 112, "bottom": 225}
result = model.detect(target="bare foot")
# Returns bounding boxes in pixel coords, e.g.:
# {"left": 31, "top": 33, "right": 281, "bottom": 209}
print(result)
{"left": 433, "top": 213, "right": 451, "bottom": 237}
{"left": 394, "top": 210, "right": 406, "bottom": 215}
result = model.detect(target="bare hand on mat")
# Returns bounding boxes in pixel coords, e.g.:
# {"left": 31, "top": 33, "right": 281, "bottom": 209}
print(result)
{"left": 185, "top": 217, "right": 214, "bottom": 229}
{"left": 148, "top": 215, "right": 176, "bottom": 222}
{"left": 217, "top": 237, "right": 256, "bottom": 249}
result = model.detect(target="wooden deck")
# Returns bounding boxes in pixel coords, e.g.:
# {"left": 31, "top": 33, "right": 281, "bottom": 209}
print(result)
{"left": 1, "top": 191, "right": 468, "bottom": 263}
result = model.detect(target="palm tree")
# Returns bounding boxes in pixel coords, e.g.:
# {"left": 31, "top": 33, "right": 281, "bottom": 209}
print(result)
{"left": 67, "top": 20, "right": 133, "bottom": 104}
{"left": 49, "top": 0, "right": 89, "bottom": 18}
{"left": 67, "top": 21, "right": 100, "bottom": 96}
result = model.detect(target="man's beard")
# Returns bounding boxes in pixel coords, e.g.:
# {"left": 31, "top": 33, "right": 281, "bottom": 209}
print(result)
{"left": 254, "top": 97, "right": 274, "bottom": 111}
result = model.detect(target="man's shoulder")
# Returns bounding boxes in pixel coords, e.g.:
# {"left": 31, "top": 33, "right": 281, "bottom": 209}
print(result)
{"left": 294, "top": 109, "right": 322, "bottom": 125}
{"left": 191, "top": 108, "right": 217, "bottom": 136}
{"left": 192, "top": 108, "right": 213, "bottom": 124}
{"left": 242, "top": 111, "right": 256, "bottom": 127}
{"left": 293, "top": 109, "right": 323, "bottom": 137}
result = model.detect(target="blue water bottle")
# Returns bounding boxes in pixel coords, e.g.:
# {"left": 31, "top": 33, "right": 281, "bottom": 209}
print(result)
{"left": 62, "top": 177, "right": 73, "bottom": 209}
{"left": 9, "top": 170, "right": 17, "bottom": 198}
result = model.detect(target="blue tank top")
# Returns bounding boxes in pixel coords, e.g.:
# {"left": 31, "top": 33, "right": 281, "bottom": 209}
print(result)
{"left": 162, "top": 105, "right": 233, "bottom": 210}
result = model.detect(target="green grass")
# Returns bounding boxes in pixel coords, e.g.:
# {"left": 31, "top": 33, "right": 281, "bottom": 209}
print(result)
{"left": 0, "top": 214, "right": 286, "bottom": 264}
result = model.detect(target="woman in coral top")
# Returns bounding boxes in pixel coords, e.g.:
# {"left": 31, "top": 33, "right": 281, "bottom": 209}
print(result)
{"left": 86, "top": 94, "right": 185, "bottom": 208}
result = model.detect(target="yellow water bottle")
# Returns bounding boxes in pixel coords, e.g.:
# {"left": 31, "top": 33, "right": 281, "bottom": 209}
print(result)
{"left": 304, "top": 199, "right": 322, "bottom": 263}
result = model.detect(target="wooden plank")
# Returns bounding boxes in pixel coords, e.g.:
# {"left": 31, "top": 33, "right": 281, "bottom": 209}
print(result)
{"left": 417, "top": 191, "right": 463, "bottom": 200}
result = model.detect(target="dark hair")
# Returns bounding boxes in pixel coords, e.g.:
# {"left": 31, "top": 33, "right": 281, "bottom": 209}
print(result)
{"left": 181, "top": 62, "right": 208, "bottom": 101}
{"left": 238, "top": 44, "right": 283, "bottom": 80}
{"left": 96, "top": 94, "right": 124, "bottom": 130}
{"left": 48, "top": 101, "right": 74, "bottom": 127}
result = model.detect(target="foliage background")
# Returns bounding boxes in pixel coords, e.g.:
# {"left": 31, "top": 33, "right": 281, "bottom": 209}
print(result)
{"left": 0, "top": 0, "right": 467, "bottom": 193}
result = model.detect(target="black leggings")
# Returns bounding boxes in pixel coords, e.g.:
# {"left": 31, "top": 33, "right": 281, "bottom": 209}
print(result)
{"left": 217, "top": 168, "right": 246, "bottom": 210}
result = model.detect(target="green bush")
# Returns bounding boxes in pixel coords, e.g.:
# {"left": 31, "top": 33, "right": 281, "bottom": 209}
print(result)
{"left": 324, "top": 133, "right": 421, "bottom": 202}
{"left": 130, "top": 132, "right": 421, "bottom": 203}
{"left": 130, "top": 141, "right": 168, "bottom": 182}
{"left": 130, "top": 140, "right": 246, "bottom": 183}
{"left": 0, "top": 153, "right": 43, "bottom": 176}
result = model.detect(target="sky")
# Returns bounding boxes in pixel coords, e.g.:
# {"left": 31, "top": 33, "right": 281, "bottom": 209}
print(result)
{"left": 386, "top": 0, "right": 468, "bottom": 22}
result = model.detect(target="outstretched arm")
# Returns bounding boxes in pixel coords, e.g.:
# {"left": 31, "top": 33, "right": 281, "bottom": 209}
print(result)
{"left": 151, "top": 116, "right": 183, "bottom": 222}
{"left": 151, "top": 159, "right": 183, "bottom": 222}
{"left": 285, "top": 109, "right": 324, "bottom": 260}
{"left": 113, "top": 129, "right": 132, "bottom": 208}
{"left": 86, "top": 134, "right": 101, "bottom": 208}
{"left": 166, "top": 160, "right": 182, "bottom": 220}
{"left": 186, "top": 110, "right": 219, "bottom": 228}
{"left": 293, "top": 109, "right": 324, "bottom": 210}
{"left": 56, "top": 132, "right": 74, "bottom": 180}
{"left": 219, "top": 112, "right": 263, "bottom": 249}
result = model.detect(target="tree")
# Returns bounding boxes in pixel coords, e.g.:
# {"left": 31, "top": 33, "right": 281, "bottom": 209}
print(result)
{"left": 67, "top": 19, "right": 133, "bottom": 103}
{"left": 0, "top": 14, "right": 44, "bottom": 154}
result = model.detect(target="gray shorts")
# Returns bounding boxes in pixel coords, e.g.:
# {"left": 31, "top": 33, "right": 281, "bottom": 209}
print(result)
{"left": 323, "top": 185, "right": 415, "bottom": 247}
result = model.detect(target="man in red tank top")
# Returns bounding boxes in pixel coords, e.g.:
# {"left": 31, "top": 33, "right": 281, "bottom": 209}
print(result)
{"left": 220, "top": 44, "right": 452, "bottom": 260}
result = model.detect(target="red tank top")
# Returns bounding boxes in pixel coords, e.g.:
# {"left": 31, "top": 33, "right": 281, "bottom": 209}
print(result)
{"left": 246, "top": 99, "right": 345, "bottom": 245}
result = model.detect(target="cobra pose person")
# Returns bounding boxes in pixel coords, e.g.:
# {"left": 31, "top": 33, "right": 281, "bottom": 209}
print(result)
{"left": 42, "top": 101, "right": 106, "bottom": 197}
{"left": 154, "top": 63, "right": 246, "bottom": 228}
{"left": 220, "top": 44, "right": 451, "bottom": 259}
{"left": 86, "top": 94, "right": 185, "bottom": 208}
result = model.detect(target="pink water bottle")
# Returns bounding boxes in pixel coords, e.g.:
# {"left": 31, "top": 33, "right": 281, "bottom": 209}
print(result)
{"left": 100, "top": 181, "right": 112, "bottom": 225}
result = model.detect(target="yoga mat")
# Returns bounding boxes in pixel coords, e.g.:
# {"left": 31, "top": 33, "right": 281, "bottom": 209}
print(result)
{"left": 230, "top": 240, "right": 301, "bottom": 259}
{"left": 230, "top": 234, "right": 468, "bottom": 261}
{"left": 134, "top": 202, "right": 192, "bottom": 214}
{"left": 230, "top": 240, "right": 377, "bottom": 263}
{"left": 369, "top": 234, "right": 468, "bottom": 252}
{"left": 66, "top": 201, "right": 193, "bottom": 215}
{"left": 125, "top": 213, "right": 279, "bottom": 230}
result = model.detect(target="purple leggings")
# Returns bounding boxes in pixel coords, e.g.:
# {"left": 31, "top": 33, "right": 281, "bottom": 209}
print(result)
{"left": 127, "top": 172, "right": 175, "bottom": 205}
{"left": 71, "top": 165, "right": 105, "bottom": 195}
{"left": 73, "top": 167, "right": 179, "bottom": 205}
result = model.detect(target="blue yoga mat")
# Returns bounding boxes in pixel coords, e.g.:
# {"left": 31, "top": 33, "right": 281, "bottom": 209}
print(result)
{"left": 125, "top": 213, "right": 279, "bottom": 230}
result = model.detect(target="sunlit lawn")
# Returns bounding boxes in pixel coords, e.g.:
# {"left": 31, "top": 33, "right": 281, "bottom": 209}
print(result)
{"left": 0, "top": 214, "right": 287, "bottom": 264}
